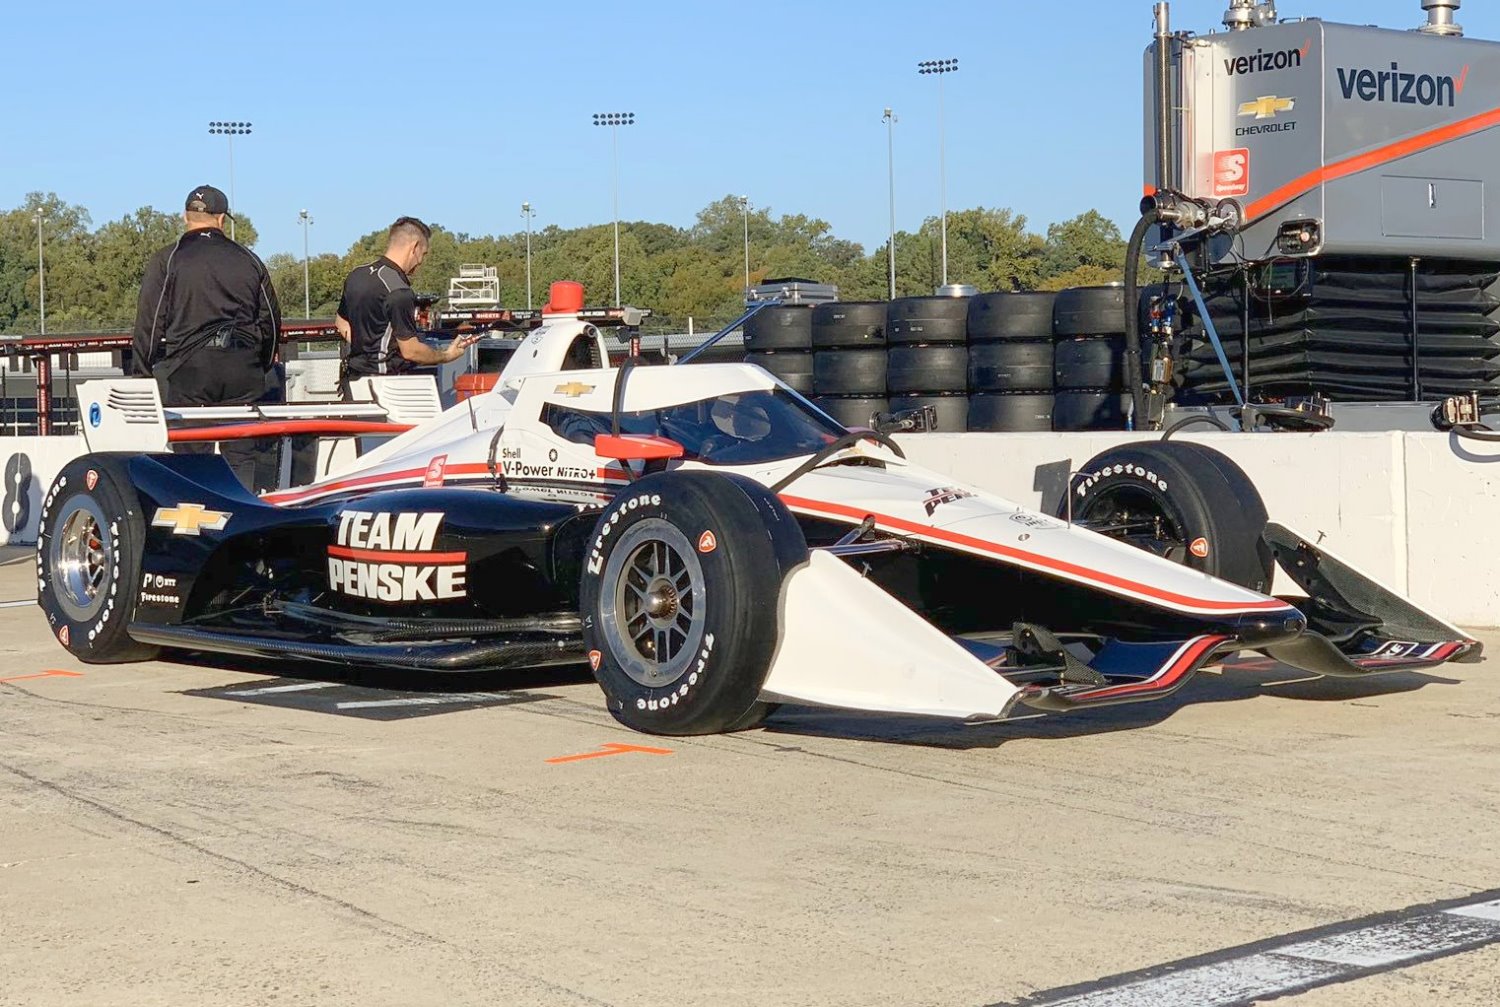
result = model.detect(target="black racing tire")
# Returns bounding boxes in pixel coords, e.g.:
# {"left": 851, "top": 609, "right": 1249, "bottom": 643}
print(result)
{"left": 813, "top": 348, "right": 887, "bottom": 396}
{"left": 815, "top": 396, "right": 889, "bottom": 429}
{"left": 580, "top": 471, "right": 808, "bottom": 736}
{"left": 1054, "top": 337, "right": 1126, "bottom": 390}
{"left": 886, "top": 296, "right": 970, "bottom": 346}
{"left": 887, "top": 345, "right": 968, "bottom": 394}
{"left": 811, "top": 301, "right": 888, "bottom": 348}
{"left": 35, "top": 455, "right": 159, "bottom": 663}
{"left": 743, "top": 305, "right": 814, "bottom": 351}
{"left": 744, "top": 351, "right": 814, "bottom": 394}
{"left": 890, "top": 394, "right": 969, "bottom": 433}
{"left": 1053, "top": 286, "right": 1128, "bottom": 337}
{"left": 1053, "top": 391, "right": 1131, "bottom": 431}
{"left": 966, "top": 291, "right": 1056, "bottom": 343}
{"left": 1061, "top": 441, "right": 1274, "bottom": 592}
{"left": 967, "top": 393, "right": 1055, "bottom": 432}
{"left": 969, "top": 342, "right": 1054, "bottom": 393}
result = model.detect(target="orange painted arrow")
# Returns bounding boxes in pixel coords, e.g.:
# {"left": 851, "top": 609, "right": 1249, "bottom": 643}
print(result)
{"left": 545, "top": 742, "right": 673, "bottom": 765}
{"left": 0, "top": 669, "right": 83, "bottom": 683}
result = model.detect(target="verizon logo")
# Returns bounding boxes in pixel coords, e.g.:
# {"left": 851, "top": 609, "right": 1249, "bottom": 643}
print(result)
{"left": 1336, "top": 62, "right": 1468, "bottom": 107}
{"left": 1223, "top": 41, "right": 1310, "bottom": 77}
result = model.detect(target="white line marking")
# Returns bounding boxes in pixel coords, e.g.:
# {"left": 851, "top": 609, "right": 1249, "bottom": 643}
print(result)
{"left": 1278, "top": 914, "right": 1500, "bottom": 968}
{"left": 1015, "top": 893, "right": 1500, "bottom": 1007}
{"left": 1038, "top": 954, "right": 1343, "bottom": 1007}
{"left": 1447, "top": 899, "right": 1500, "bottom": 922}
{"left": 229, "top": 682, "right": 341, "bottom": 697}
{"left": 334, "top": 692, "right": 514, "bottom": 711}
{"left": 0, "top": 599, "right": 35, "bottom": 609}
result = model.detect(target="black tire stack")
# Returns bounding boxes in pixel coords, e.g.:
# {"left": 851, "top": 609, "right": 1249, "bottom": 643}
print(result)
{"left": 885, "top": 296, "right": 971, "bottom": 431}
{"left": 810, "top": 301, "right": 889, "bottom": 428}
{"left": 966, "top": 292, "right": 1056, "bottom": 432}
{"left": 743, "top": 306, "right": 815, "bottom": 394}
{"left": 1052, "top": 286, "right": 1133, "bottom": 431}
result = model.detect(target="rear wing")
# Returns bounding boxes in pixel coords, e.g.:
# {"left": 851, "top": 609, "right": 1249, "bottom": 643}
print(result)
{"left": 74, "top": 376, "right": 438, "bottom": 453}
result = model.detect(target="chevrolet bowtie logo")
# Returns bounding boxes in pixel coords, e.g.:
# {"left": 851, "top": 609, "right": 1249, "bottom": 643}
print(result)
{"left": 152, "top": 503, "right": 231, "bottom": 536}
{"left": 1239, "top": 95, "right": 1296, "bottom": 119}
{"left": 554, "top": 381, "right": 595, "bottom": 398}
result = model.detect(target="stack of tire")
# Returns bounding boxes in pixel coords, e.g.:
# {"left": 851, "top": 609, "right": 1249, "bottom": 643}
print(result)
{"left": 1052, "top": 286, "right": 1133, "bottom": 431}
{"left": 965, "top": 292, "right": 1056, "bottom": 432}
{"left": 809, "top": 302, "right": 889, "bottom": 428}
{"left": 885, "top": 296, "right": 971, "bottom": 431}
{"left": 742, "top": 306, "right": 815, "bottom": 395}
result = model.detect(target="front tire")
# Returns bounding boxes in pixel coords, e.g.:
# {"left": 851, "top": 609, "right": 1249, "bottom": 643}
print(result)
{"left": 580, "top": 472, "right": 807, "bottom": 736}
{"left": 1060, "top": 441, "right": 1274, "bottom": 593}
{"left": 36, "top": 456, "right": 159, "bottom": 663}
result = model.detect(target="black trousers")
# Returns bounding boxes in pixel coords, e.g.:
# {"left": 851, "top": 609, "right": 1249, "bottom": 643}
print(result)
{"left": 159, "top": 346, "right": 278, "bottom": 493}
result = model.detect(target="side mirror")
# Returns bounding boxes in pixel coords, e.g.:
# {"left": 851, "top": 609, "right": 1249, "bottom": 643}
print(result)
{"left": 594, "top": 433, "right": 685, "bottom": 462}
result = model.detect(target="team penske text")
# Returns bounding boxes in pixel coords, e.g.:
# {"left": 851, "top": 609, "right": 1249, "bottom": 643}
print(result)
{"left": 327, "top": 510, "right": 467, "bottom": 601}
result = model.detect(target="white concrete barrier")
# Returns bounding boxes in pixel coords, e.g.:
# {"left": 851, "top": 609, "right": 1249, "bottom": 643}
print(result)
{"left": 1, "top": 435, "right": 87, "bottom": 547}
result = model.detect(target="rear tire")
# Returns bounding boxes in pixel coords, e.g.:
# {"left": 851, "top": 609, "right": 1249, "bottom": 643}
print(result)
{"left": 886, "top": 296, "right": 970, "bottom": 345}
{"left": 811, "top": 302, "right": 888, "bottom": 348}
{"left": 815, "top": 396, "right": 889, "bottom": 429}
{"left": 887, "top": 345, "right": 968, "bottom": 394}
{"left": 35, "top": 456, "right": 159, "bottom": 663}
{"left": 1054, "top": 337, "right": 1125, "bottom": 390}
{"left": 968, "top": 393, "right": 1055, "bottom": 432}
{"left": 967, "top": 292, "right": 1055, "bottom": 342}
{"left": 745, "top": 351, "right": 814, "bottom": 394}
{"left": 890, "top": 394, "right": 969, "bottom": 433}
{"left": 1061, "top": 441, "right": 1273, "bottom": 592}
{"left": 580, "top": 472, "right": 808, "bottom": 736}
{"left": 813, "top": 348, "right": 887, "bottom": 396}
{"left": 1053, "top": 391, "right": 1131, "bottom": 431}
{"left": 1054, "top": 286, "right": 1128, "bottom": 337}
{"left": 743, "top": 306, "right": 814, "bottom": 351}
{"left": 969, "top": 342, "right": 1054, "bottom": 393}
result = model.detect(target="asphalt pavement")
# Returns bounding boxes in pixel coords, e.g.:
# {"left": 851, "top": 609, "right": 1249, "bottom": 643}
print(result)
{"left": 2, "top": 546, "right": 1498, "bottom": 1007}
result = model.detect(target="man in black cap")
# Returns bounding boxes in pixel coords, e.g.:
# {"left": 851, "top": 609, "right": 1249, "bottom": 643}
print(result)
{"left": 132, "top": 185, "right": 282, "bottom": 491}
{"left": 335, "top": 216, "right": 475, "bottom": 399}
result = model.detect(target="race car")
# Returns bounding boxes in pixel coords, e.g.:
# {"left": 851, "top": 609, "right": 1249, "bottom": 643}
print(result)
{"left": 36, "top": 300, "right": 1480, "bottom": 736}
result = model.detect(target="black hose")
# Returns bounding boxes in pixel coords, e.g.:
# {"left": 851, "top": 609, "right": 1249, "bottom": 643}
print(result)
{"left": 1452, "top": 424, "right": 1500, "bottom": 443}
{"left": 1160, "top": 413, "right": 1231, "bottom": 440}
{"left": 770, "top": 429, "right": 905, "bottom": 494}
{"left": 1123, "top": 211, "right": 1158, "bottom": 427}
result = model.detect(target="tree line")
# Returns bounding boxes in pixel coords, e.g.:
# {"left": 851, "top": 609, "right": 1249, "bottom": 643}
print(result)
{"left": 0, "top": 192, "right": 1128, "bottom": 336}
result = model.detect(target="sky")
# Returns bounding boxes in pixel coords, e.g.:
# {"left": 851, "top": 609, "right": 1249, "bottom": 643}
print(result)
{"left": 3, "top": 0, "right": 1496, "bottom": 261}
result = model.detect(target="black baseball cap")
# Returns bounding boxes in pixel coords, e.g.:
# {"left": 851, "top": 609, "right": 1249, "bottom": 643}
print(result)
{"left": 185, "top": 185, "right": 231, "bottom": 215}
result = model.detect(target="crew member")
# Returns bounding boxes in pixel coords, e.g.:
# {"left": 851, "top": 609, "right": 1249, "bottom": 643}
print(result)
{"left": 131, "top": 185, "right": 282, "bottom": 492}
{"left": 336, "top": 216, "right": 475, "bottom": 399}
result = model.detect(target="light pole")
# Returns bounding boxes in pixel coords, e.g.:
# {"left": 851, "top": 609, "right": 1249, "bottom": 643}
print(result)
{"left": 521, "top": 202, "right": 536, "bottom": 309}
{"left": 882, "top": 107, "right": 898, "bottom": 299}
{"left": 592, "top": 112, "right": 635, "bottom": 306}
{"left": 207, "top": 120, "right": 252, "bottom": 240}
{"left": 738, "top": 195, "right": 751, "bottom": 295}
{"left": 917, "top": 59, "right": 958, "bottom": 286}
{"left": 33, "top": 209, "right": 45, "bottom": 335}
{"left": 298, "top": 209, "right": 313, "bottom": 319}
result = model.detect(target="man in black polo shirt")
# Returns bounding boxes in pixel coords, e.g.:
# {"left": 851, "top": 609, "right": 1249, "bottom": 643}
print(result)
{"left": 336, "top": 216, "right": 475, "bottom": 398}
{"left": 132, "top": 184, "right": 281, "bottom": 491}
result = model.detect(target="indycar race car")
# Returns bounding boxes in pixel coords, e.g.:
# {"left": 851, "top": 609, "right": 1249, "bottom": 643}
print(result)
{"left": 36, "top": 301, "right": 1480, "bottom": 736}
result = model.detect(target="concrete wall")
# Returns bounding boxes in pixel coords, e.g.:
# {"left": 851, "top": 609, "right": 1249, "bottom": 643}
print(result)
{"left": 1, "top": 435, "right": 86, "bottom": 548}
{"left": 896, "top": 432, "right": 1500, "bottom": 627}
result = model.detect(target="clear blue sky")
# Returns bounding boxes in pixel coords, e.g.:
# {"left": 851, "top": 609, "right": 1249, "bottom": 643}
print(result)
{"left": 3, "top": 0, "right": 1493, "bottom": 260}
